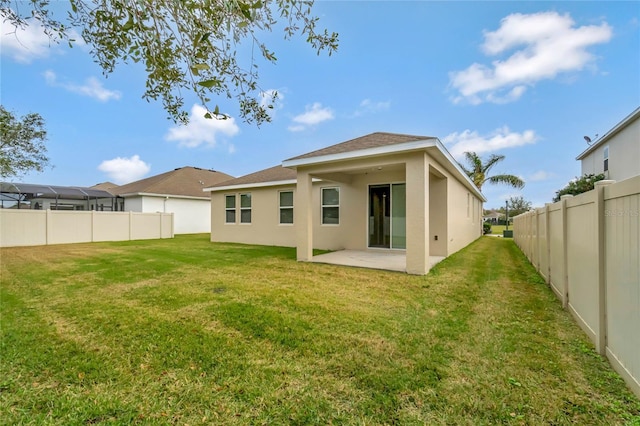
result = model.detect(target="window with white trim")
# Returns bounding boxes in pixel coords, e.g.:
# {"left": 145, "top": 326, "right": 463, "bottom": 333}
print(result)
{"left": 279, "top": 191, "right": 294, "bottom": 224}
{"left": 240, "top": 193, "right": 252, "bottom": 223}
{"left": 225, "top": 195, "right": 236, "bottom": 223}
{"left": 603, "top": 145, "right": 609, "bottom": 172}
{"left": 321, "top": 187, "right": 340, "bottom": 225}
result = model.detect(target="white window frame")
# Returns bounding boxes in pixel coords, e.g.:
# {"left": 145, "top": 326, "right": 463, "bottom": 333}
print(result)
{"left": 240, "top": 193, "right": 252, "bottom": 224}
{"left": 279, "top": 190, "right": 294, "bottom": 225}
{"left": 321, "top": 187, "right": 340, "bottom": 225}
{"left": 603, "top": 145, "right": 609, "bottom": 172}
{"left": 225, "top": 194, "right": 236, "bottom": 224}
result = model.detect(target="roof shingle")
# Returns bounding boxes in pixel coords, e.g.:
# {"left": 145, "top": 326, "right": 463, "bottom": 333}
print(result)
{"left": 208, "top": 165, "right": 296, "bottom": 188}
{"left": 285, "top": 132, "right": 434, "bottom": 161}
{"left": 112, "top": 167, "right": 234, "bottom": 198}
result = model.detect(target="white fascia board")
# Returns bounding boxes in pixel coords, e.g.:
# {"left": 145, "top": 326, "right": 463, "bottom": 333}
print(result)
{"left": 205, "top": 179, "right": 298, "bottom": 192}
{"left": 576, "top": 106, "right": 640, "bottom": 160}
{"left": 281, "top": 139, "right": 439, "bottom": 168}
{"left": 205, "top": 178, "right": 324, "bottom": 192}
{"left": 119, "top": 192, "right": 209, "bottom": 200}
{"left": 432, "top": 139, "right": 486, "bottom": 202}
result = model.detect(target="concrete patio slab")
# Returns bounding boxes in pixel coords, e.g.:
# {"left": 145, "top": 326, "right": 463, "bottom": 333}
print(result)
{"left": 311, "top": 250, "right": 445, "bottom": 273}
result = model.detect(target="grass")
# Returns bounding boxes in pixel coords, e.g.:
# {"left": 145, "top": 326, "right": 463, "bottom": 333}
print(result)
{"left": 488, "top": 224, "right": 510, "bottom": 235}
{"left": 1, "top": 235, "right": 638, "bottom": 425}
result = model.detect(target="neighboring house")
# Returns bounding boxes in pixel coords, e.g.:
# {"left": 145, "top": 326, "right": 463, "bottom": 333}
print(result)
{"left": 111, "top": 166, "right": 233, "bottom": 234}
{"left": 483, "top": 210, "right": 504, "bottom": 223}
{"left": 206, "top": 132, "right": 486, "bottom": 275}
{"left": 0, "top": 182, "right": 121, "bottom": 211}
{"left": 577, "top": 107, "right": 640, "bottom": 182}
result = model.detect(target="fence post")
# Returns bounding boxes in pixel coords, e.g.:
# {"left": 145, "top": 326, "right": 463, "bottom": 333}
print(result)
{"left": 129, "top": 211, "right": 133, "bottom": 241}
{"left": 594, "top": 180, "right": 615, "bottom": 355}
{"left": 91, "top": 210, "right": 95, "bottom": 242}
{"left": 560, "top": 195, "right": 572, "bottom": 309}
{"left": 45, "top": 209, "right": 52, "bottom": 245}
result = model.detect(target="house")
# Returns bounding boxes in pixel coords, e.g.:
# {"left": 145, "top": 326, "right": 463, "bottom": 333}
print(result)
{"left": 111, "top": 166, "right": 233, "bottom": 234}
{"left": 576, "top": 107, "right": 640, "bottom": 182}
{"left": 0, "top": 182, "right": 122, "bottom": 211}
{"left": 483, "top": 209, "right": 504, "bottom": 224}
{"left": 206, "top": 132, "right": 486, "bottom": 275}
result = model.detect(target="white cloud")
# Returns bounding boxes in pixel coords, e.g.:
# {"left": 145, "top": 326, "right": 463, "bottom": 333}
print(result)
{"left": 44, "top": 70, "right": 121, "bottom": 102}
{"left": 443, "top": 126, "right": 539, "bottom": 159}
{"left": 165, "top": 104, "right": 240, "bottom": 148}
{"left": 353, "top": 98, "right": 391, "bottom": 117}
{"left": 0, "top": 20, "right": 83, "bottom": 63}
{"left": 287, "top": 124, "right": 306, "bottom": 132}
{"left": 449, "top": 11, "right": 612, "bottom": 104}
{"left": 529, "top": 170, "right": 554, "bottom": 181}
{"left": 98, "top": 155, "right": 150, "bottom": 184}
{"left": 288, "top": 102, "right": 334, "bottom": 131}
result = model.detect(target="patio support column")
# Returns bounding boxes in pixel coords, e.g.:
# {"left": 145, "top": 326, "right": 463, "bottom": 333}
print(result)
{"left": 296, "top": 169, "right": 313, "bottom": 261}
{"left": 405, "top": 154, "right": 429, "bottom": 275}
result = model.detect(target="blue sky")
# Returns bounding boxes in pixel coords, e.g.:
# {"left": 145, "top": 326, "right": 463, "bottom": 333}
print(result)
{"left": 1, "top": 1, "right": 638, "bottom": 208}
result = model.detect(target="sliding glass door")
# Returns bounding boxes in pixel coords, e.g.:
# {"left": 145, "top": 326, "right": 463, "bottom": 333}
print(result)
{"left": 368, "top": 183, "right": 406, "bottom": 249}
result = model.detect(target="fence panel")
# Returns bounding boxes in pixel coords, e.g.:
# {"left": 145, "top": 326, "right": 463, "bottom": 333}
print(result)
{"left": 604, "top": 178, "right": 640, "bottom": 396}
{"left": 565, "top": 193, "right": 599, "bottom": 342}
{"left": 0, "top": 210, "right": 173, "bottom": 247}
{"left": 548, "top": 204, "right": 565, "bottom": 302}
{"left": 538, "top": 208, "right": 549, "bottom": 282}
{"left": 0, "top": 209, "right": 47, "bottom": 247}
{"left": 49, "top": 211, "right": 93, "bottom": 245}
{"left": 93, "top": 212, "right": 131, "bottom": 242}
{"left": 513, "top": 175, "right": 640, "bottom": 398}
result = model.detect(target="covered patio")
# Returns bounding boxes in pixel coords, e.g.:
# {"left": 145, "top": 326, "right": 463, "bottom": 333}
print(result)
{"left": 311, "top": 250, "right": 445, "bottom": 273}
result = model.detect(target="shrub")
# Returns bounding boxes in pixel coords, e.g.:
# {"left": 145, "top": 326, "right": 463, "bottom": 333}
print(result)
{"left": 553, "top": 173, "right": 605, "bottom": 202}
{"left": 483, "top": 222, "right": 492, "bottom": 234}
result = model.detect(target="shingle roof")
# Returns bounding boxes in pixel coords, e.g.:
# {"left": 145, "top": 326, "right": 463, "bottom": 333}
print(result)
{"left": 112, "top": 167, "right": 234, "bottom": 198}
{"left": 208, "top": 165, "right": 296, "bottom": 188}
{"left": 286, "top": 132, "right": 434, "bottom": 161}
{"left": 90, "top": 181, "right": 119, "bottom": 191}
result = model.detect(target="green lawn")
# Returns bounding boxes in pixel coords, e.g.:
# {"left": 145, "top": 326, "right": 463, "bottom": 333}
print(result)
{"left": 488, "top": 224, "right": 511, "bottom": 235}
{"left": 1, "top": 235, "right": 638, "bottom": 425}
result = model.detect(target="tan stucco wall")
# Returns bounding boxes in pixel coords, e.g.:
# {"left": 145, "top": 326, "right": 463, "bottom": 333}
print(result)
{"left": 211, "top": 184, "right": 298, "bottom": 247}
{"left": 446, "top": 169, "right": 484, "bottom": 255}
{"left": 211, "top": 149, "right": 483, "bottom": 262}
{"left": 429, "top": 170, "right": 447, "bottom": 256}
{"left": 581, "top": 116, "right": 640, "bottom": 181}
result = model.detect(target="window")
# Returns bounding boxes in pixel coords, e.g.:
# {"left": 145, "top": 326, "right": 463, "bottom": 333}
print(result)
{"left": 240, "top": 193, "right": 251, "bottom": 223}
{"left": 321, "top": 187, "right": 340, "bottom": 225}
{"left": 225, "top": 195, "right": 236, "bottom": 223}
{"left": 604, "top": 145, "right": 609, "bottom": 172}
{"left": 279, "top": 191, "right": 294, "bottom": 224}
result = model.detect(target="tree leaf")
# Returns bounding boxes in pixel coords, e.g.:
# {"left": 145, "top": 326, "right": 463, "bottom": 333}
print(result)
{"left": 198, "top": 79, "right": 221, "bottom": 88}
{"left": 122, "top": 15, "right": 134, "bottom": 31}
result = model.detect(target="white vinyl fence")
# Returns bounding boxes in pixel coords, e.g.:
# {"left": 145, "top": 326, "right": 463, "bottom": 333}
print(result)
{"left": 0, "top": 209, "right": 173, "bottom": 247}
{"left": 513, "top": 176, "right": 639, "bottom": 398}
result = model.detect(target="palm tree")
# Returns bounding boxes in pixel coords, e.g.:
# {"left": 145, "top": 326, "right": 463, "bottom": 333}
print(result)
{"left": 460, "top": 152, "right": 524, "bottom": 191}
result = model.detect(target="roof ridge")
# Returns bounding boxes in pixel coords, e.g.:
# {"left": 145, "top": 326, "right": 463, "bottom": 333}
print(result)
{"left": 285, "top": 131, "right": 435, "bottom": 162}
